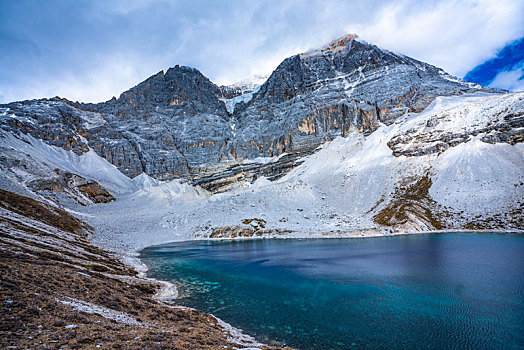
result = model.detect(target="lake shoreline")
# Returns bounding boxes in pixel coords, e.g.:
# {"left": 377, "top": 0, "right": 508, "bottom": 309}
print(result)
{"left": 0, "top": 189, "right": 286, "bottom": 350}
{"left": 140, "top": 231, "right": 524, "bottom": 350}
{"left": 3, "top": 184, "right": 520, "bottom": 349}
{"left": 133, "top": 228, "right": 523, "bottom": 303}
{"left": 85, "top": 203, "right": 523, "bottom": 348}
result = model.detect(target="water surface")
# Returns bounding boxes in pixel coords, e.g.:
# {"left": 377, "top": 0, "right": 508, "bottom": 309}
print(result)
{"left": 140, "top": 233, "right": 524, "bottom": 349}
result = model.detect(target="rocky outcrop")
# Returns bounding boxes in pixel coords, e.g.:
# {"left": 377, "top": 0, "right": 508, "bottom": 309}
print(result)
{"left": 373, "top": 173, "right": 444, "bottom": 230}
{"left": 192, "top": 147, "right": 317, "bottom": 193}
{"left": 387, "top": 93, "right": 524, "bottom": 157}
{"left": 28, "top": 170, "right": 115, "bottom": 205}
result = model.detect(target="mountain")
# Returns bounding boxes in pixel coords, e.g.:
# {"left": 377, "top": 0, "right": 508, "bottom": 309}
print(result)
{"left": 83, "top": 92, "right": 522, "bottom": 251}
{"left": 0, "top": 35, "right": 498, "bottom": 186}
{"left": 0, "top": 34, "right": 522, "bottom": 233}
{"left": 230, "top": 34, "right": 493, "bottom": 158}
{"left": 3, "top": 32, "right": 523, "bottom": 350}
{"left": 1, "top": 65, "right": 235, "bottom": 180}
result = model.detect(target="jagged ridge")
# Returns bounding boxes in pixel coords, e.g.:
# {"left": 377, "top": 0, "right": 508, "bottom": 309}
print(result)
{"left": 0, "top": 35, "right": 505, "bottom": 186}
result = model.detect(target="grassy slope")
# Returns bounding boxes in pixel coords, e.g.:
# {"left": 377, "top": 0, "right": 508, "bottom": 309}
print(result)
{"left": 0, "top": 189, "right": 284, "bottom": 350}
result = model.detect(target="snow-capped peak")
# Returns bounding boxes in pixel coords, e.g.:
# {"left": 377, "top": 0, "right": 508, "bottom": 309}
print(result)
{"left": 219, "top": 74, "right": 269, "bottom": 114}
{"left": 223, "top": 74, "right": 269, "bottom": 93}
{"left": 302, "top": 34, "right": 359, "bottom": 57}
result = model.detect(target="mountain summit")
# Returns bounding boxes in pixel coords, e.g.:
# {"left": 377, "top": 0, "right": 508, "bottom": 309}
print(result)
{"left": 230, "top": 34, "right": 492, "bottom": 158}
{"left": 92, "top": 65, "right": 228, "bottom": 117}
{"left": 0, "top": 34, "right": 522, "bottom": 233}
{"left": 0, "top": 35, "right": 505, "bottom": 183}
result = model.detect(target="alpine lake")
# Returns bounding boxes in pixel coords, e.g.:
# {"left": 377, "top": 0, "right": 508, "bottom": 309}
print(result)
{"left": 140, "top": 233, "right": 524, "bottom": 349}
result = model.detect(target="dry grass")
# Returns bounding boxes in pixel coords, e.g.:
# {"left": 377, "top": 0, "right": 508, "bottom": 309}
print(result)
{"left": 0, "top": 190, "right": 288, "bottom": 350}
{"left": 373, "top": 174, "right": 444, "bottom": 230}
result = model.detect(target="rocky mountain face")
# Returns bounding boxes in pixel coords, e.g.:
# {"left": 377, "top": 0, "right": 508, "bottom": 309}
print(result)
{"left": 1, "top": 66, "right": 233, "bottom": 181}
{"left": 0, "top": 35, "right": 506, "bottom": 191}
{"left": 230, "top": 35, "right": 496, "bottom": 159}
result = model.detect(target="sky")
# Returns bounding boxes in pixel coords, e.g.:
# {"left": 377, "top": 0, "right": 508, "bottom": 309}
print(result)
{"left": 464, "top": 37, "right": 524, "bottom": 91}
{"left": 1, "top": 0, "right": 523, "bottom": 103}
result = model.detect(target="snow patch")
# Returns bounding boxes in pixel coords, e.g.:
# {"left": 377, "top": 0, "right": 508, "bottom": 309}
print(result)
{"left": 133, "top": 178, "right": 205, "bottom": 201}
{"left": 0, "top": 133, "right": 137, "bottom": 194}
{"left": 154, "top": 281, "right": 179, "bottom": 302}
{"left": 242, "top": 152, "right": 288, "bottom": 165}
{"left": 213, "top": 316, "right": 262, "bottom": 349}
{"left": 132, "top": 173, "right": 161, "bottom": 189}
{"left": 222, "top": 84, "right": 262, "bottom": 114}
{"left": 431, "top": 140, "right": 524, "bottom": 215}
{"left": 55, "top": 297, "right": 143, "bottom": 325}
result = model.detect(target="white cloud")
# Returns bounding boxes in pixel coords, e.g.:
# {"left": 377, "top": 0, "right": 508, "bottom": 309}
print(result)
{"left": 489, "top": 64, "right": 524, "bottom": 92}
{"left": 190, "top": 0, "right": 524, "bottom": 84}
{"left": 1, "top": 0, "right": 523, "bottom": 103}
{"left": 353, "top": 0, "right": 524, "bottom": 77}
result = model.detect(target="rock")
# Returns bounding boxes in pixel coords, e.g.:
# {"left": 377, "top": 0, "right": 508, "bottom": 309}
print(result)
{"left": 387, "top": 96, "right": 524, "bottom": 157}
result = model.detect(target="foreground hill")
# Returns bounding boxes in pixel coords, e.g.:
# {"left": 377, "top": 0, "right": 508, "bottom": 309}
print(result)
{"left": 0, "top": 189, "right": 283, "bottom": 349}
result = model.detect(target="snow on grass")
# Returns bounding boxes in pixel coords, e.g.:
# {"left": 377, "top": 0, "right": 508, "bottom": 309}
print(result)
{"left": 55, "top": 296, "right": 143, "bottom": 325}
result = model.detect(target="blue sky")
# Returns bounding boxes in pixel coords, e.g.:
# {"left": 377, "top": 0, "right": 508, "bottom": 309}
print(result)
{"left": 1, "top": 0, "right": 523, "bottom": 103}
{"left": 465, "top": 38, "right": 524, "bottom": 91}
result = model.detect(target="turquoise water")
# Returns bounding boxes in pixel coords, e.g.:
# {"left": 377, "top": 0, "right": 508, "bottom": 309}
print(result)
{"left": 140, "top": 234, "right": 524, "bottom": 349}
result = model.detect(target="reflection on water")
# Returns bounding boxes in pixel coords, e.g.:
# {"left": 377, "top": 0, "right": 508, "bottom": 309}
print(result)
{"left": 141, "top": 233, "right": 524, "bottom": 349}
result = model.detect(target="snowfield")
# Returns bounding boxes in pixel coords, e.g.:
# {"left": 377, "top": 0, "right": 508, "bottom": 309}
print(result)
{"left": 1, "top": 92, "right": 523, "bottom": 256}
{"left": 76, "top": 92, "right": 524, "bottom": 254}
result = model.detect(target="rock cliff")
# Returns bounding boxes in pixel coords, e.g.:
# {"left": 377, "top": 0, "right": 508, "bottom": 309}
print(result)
{"left": 230, "top": 35, "right": 498, "bottom": 159}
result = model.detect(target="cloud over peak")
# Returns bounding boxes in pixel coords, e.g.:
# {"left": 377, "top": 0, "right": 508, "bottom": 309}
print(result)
{"left": 1, "top": 0, "right": 523, "bottom": 103}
